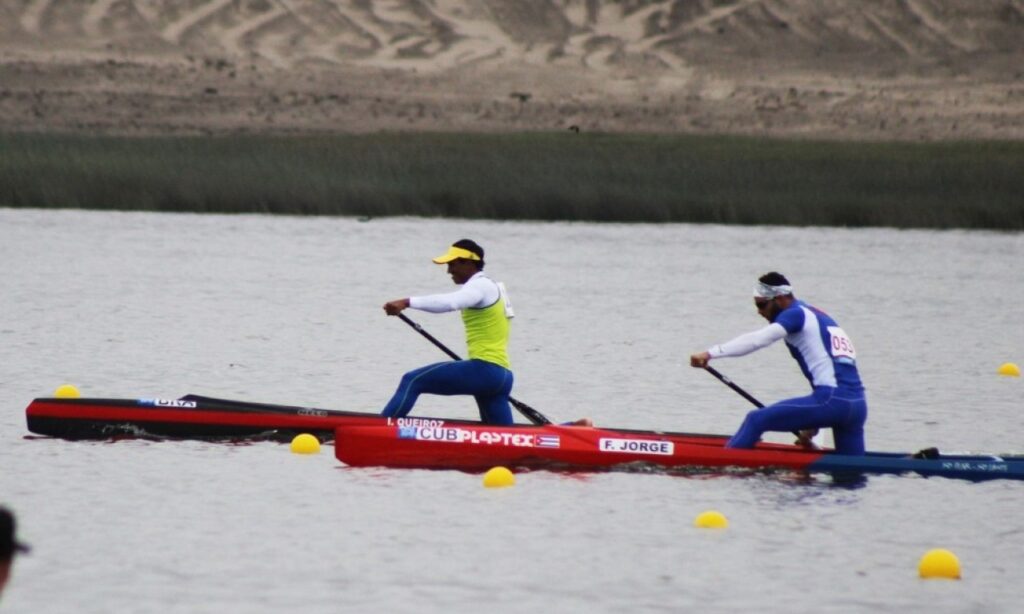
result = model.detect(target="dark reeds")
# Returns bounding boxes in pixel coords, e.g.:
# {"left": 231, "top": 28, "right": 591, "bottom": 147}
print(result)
{"left": 1, "top": 132, "right": 1021, "bottom": 230}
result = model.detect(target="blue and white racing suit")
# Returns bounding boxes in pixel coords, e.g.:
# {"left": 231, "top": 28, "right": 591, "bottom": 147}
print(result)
{"left": 708, "top": 300, "right": 868, "bottom": 455}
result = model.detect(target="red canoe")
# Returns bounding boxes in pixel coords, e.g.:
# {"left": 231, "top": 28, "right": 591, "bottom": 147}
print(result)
{"left": 334, "top": 421, "right": 821, "bottom": 472}
{"left": 333, "top": 421, "right": 1024, "bottom": 482}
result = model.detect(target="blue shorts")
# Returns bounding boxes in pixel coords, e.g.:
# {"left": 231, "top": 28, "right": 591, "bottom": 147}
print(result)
{"left": 381, "top": 359, "right": 514, "bottom": 425}
{"left": 726, "top": 386, "right": 868, "bottom": 455}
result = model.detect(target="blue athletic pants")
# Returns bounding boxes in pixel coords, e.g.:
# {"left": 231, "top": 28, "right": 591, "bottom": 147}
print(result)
{"left": 726, "top": 386, "right": 868, "bottom": 455}
{"left": 381, "top": 359, "right": 514, "bottom": 425}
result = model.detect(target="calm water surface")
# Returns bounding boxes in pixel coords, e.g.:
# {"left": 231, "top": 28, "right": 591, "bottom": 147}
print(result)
{"left": 1, "top": 209, "right": 1022, "bottom": 613}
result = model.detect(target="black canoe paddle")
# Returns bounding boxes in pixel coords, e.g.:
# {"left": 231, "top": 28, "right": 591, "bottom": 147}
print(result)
{"left": 703, "top": 365, "right": 800, "bottom": 438}
{"left": 396, "top": 313, "right": 552, "bottom": 425}
{"left": 704, "top": 365, "right": 765, "bottom": 408}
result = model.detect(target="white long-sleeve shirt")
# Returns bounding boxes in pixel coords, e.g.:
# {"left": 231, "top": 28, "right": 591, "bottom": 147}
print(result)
{"left": 708, "top": 323, "right": 787, "bottom": 358}
{"left": 409, "top": 272, "right": 500, "bottom": 313}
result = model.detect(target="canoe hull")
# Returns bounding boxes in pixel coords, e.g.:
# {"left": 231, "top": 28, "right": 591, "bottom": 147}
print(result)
{"left": 25, "top": 396, "right": 445, "bottom": 442}
{"left": 335, "top": 422, "right": 824, "bottom": 471}
{"left": 333, "top": 422, "right": 1024, "bottom": 482}
{"left": 26, "top": 396, "right": 1024, "bottom": 481}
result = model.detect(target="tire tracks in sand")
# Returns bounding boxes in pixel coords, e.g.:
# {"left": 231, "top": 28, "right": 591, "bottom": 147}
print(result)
{"left": 162, "top": 0, "right": 235, "bottom": 45}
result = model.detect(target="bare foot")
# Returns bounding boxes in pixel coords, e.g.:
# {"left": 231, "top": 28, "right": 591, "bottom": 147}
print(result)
{"left": 793, "top": 436, "right": 820, "bottom": 450}
{"left": 562, "top": 418, "right": 593, "bottom": 427}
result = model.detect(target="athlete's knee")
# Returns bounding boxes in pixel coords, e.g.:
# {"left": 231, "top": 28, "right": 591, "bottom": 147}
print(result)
{"left": 742, "top": 408, "right": 771, "bottom": 431}
{"left": 399, "top": 368, "right": 432, "bottom": 392}
{"left": 395, "top": 370, "right": 412, "bottom": 385}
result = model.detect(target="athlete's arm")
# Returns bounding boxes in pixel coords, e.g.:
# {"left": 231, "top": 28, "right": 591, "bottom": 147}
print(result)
{"left": 410, "top": 276, "right": 497, "bottom": 313}
{"left": 707, "top": 323, "right": 788, "bottom": 358}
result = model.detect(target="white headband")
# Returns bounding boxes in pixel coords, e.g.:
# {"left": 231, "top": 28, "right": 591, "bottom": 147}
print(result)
{"left": 754, "top": 282, "right": 793, "bottom": 299}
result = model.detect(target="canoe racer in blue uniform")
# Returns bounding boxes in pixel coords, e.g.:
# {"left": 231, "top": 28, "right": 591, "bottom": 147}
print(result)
{"left": 381, "top": 239, "right": 516, "bottom": 425}
{"left": 690, "top": 272, "right": 868, "bottom": 454}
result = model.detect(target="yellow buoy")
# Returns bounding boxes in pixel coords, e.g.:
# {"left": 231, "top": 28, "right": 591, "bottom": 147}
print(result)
{"left": 997, "top": 362, "right": 1021, "bottom": 377}
{"left": 919, "top": 548, "right": 961, "bottom": 579}
{"left": 482, "top": 466, "right": 515, "bottom": 488}
{"left": 54, "top": 384, "right": 81, "bottom": 398}
{"left": 290, "top": 433, "right": 321, "bottom": 454}
{"left": 694, "top": 510, "right": 729, "bottom": 529}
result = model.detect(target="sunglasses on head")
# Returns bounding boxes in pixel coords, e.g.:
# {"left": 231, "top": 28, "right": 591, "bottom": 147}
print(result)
{"left": 755, "top": 298, "right": 773, "bottom": 309}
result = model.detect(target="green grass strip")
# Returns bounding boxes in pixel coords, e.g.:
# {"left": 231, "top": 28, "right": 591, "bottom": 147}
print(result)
{"left": 1, "top": 132, "right": 1021, "bottom": 230}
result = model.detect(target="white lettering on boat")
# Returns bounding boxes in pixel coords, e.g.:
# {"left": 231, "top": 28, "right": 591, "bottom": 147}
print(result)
{"left": 942, "top": 461, "right": 1008, "bottom": 472}
{"left": 397, "top": 426, "right": 536, "bottom": 447}
{"left": 297, "top": 408, "right": 328, "bottom": 417}
{"left": 598, "top": 438, "right": 674, "bottom": 455}
{"left": 391, "top": 417, "right": 445, "bottom": 428}
{"left": 138, "top": 398, "right": 198, "bottom": 408}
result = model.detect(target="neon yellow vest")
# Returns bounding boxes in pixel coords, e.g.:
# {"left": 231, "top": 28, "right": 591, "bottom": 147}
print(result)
{"left": 462, "top": 294, "right": 511, "bottom": 369}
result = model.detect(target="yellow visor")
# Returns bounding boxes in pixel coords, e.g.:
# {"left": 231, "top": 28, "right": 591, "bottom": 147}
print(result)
{"left": 432, "top": 246, "right": 481, "bottom": 264}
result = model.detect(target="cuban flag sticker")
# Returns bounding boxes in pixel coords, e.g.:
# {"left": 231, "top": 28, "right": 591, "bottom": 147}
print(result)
{"left": 536, "top": 435, "right": 560, "bottom": 448}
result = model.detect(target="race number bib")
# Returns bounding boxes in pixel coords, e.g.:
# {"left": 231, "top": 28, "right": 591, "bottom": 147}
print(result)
{"left": 827, "top": 326, "right": 856, "bottom": 360}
